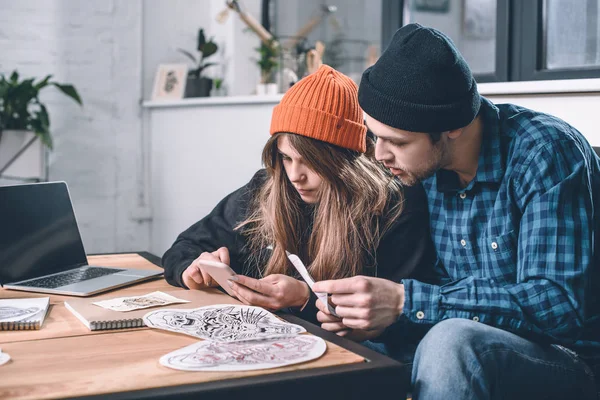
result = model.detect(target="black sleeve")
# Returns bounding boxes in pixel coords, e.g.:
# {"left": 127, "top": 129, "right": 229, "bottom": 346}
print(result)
{"left": 161, "top": 170, "right": 267, "bottom": 288}
{"left": 374, "top": 182, "right": 436, "bottom": 283}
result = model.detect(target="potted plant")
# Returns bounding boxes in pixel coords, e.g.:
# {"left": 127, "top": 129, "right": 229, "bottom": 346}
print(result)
{"left": 178, "top": 28, "right": 219, "bottom": 98}
{"left": 255, "top": 39, "right": 279, "bottom": 95}
{"left": 0, "top": 70, "right": 82, "bottom": 177}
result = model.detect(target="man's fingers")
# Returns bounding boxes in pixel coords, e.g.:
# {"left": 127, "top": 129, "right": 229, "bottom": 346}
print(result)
{"left": 313, "top": 276, "right": 370, "bottom": 294}
{"left": 329, "top": 293, "right": 366, "bottom": 307}
{"left": 320, "top": 322, "right": 347, "bottom": 332}
{"left": 329, "top": 305, "right": 367, "bottom": 319}
{"left": 317, "top": 310, "right": 342, "bottom": 323}
{"left": 340, "top": 318, "right": 376, "bottom": 331}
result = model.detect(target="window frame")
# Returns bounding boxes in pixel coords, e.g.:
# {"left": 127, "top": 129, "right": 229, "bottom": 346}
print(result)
{"left": 518, "top": 0, "right": 600, "bottom": 81}
{"left": 388, "top": 0, "right": 600, "bottom": 82}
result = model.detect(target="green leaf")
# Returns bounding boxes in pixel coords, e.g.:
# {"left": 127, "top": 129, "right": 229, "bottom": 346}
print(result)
{"left": 176, "top": 48, "right": 198, "bottom": 64}
{"left": 9, "top": 70, "right": 19, "bottom": 82}
{"left": 201, "top": 41, "right": 218, "bottom": 58}
{"left": 51, "top": 83, "right": 83, "bottom": 105}
{"left": 197, "top": 28, "right": 206, "bottom": 51}
{"left": 34, "top": 75, "right": 52, "bottom": 90}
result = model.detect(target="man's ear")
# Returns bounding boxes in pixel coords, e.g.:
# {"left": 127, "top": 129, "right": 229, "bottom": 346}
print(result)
{"left": 445, "top": 128, "right": 464, "bottom": 140}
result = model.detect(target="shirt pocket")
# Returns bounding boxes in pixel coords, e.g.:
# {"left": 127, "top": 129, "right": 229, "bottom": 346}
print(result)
{"left": 479, "top": 230, "right": 517, "bottom": 283}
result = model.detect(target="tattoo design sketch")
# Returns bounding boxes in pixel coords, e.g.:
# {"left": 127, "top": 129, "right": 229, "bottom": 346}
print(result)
{"left": 160, "top": 335, "right": 327, "bottom": 371}
{"left": 0, "top": 306, "right": 41, "bottom": 322}
{"left": 144, "top": 304, "right": 306, "bottom": 342}
{"left": 93, "top": 291, "right": 189, "bottom": 312}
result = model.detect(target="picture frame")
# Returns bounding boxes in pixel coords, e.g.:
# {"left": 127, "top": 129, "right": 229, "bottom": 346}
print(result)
{"left": 413, "top": 0, "right": 450, "bottom": 13}
{"left": 151, "top": 64, "right": 188, "bottom": 100}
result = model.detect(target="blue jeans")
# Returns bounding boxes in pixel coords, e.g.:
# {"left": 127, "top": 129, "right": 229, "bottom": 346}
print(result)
{"left": 364, "top": 318, "right": 598, "bottom": 399}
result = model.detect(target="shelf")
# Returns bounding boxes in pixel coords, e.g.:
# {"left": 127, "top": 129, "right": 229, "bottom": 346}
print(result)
{"left": 142, "top": 94, "right": 284, "bottom": 109}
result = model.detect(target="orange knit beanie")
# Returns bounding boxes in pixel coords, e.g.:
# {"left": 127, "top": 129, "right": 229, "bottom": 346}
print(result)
{"left": 270, "top": 65, "right": 367, "bottom": 153}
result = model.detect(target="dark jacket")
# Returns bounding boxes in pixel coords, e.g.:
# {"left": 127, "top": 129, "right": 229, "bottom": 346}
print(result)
{"left": 162, "top": 169, "right": 436, "bottom": 324}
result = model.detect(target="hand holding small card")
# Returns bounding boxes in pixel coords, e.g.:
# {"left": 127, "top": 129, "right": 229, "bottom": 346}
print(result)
{"left": 285, "top": 251, "right": 339, "bottom": 317}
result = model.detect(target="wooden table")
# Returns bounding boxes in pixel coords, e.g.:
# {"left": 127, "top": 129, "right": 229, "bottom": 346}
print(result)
{"left": 0, "top": 253, "right": 407, "bottom": 400}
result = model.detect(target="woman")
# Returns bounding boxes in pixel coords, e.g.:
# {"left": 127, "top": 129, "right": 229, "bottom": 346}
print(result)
{"left": 162, "top": 65, "right": 434, "bottom": 327}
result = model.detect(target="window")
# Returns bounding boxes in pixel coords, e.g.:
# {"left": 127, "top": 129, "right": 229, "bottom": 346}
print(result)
{"left": 395, "top": 0, "right": 600, "bottom": 82}
{"left": 272, "top": 0, "right": 384, "bottom": 84}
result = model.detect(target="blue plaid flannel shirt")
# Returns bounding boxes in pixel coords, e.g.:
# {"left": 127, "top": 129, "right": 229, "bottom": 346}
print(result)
{"left": 402, "top": 98, "right": 600, "bottom": 356}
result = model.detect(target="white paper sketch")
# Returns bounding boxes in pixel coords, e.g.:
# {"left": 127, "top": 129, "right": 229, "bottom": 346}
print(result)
{"left": 143, "top": 304, "right": 306, "bottom": 342}
{"left": 93, "top": 291, "right": 190, "bottom": 312}
{"left": 160, "top": 335, "right": 326, "bottom": 371}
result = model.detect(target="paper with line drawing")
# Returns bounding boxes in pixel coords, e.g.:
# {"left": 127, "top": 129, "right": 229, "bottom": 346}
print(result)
{"left": 143, "top": 304, "right": 305, "bottom": 342}
{"left": 93, "top": 291, "right": 190, "bottom": 312}
{"left": 160, "top": 335, "right": 326, "bottom": 371}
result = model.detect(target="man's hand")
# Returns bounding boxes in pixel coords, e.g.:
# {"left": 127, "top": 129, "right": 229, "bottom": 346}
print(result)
{"left": 228, "top": 274, "right": 310, "bottom": 311}
{"left": 313, "top": 276, "right": 404, "bottom": 332}
{"left": 316, "top": 300, "right": 384, "bottom": 341}
{"left": 181, "top": 247, "right": 230, "bottom": 290}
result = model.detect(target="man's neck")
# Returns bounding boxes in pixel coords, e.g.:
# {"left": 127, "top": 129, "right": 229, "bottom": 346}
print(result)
{"left": 446, "top": 116, "right": 483, "bottom": 188}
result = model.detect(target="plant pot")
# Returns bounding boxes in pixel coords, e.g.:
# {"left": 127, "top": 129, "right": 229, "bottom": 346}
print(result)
{"left": 185, "top": 76, "right": 213, "bottom": 98}
{"left": 256, "top": 83, "right": 278, "bottom": 96}
{"left": 0, "top": 129, "right": 46, "bottom": 181}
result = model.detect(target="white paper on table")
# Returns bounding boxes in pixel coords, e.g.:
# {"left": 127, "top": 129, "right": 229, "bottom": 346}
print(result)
{"left": 160, "top": 335, "right": 326, "bottom": 372}
{"left": 93, "top": 291, "right": 190, "bottom": 312}
{"left": 143, "top": 304, "right": 305, "bottom": 342}
{"left": 0, "top": 350, "right": 10, "bottom": 366}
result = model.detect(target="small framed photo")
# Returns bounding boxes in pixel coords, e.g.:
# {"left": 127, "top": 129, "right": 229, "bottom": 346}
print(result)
{"left": 151, "top": 64, "right": 188, "bottom": 100}
{"left": 414, "top": 0, "right": 450, "bottom": 13}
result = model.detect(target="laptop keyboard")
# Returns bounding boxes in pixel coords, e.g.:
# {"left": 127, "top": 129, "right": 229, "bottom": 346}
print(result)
{"left": 21, "top": 267, "right": 125, "bottom": 289}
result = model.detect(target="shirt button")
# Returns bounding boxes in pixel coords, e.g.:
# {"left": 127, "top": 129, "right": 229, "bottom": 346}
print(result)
{"left": 416, "top": 311, "right": 425, "bottom": 320}
{"left": 460, "top": 239, "right": 467, "bottom": 247}
{"left": 491, "top": 242, "right": 498, "bottom": 250}
{"left": 459, "top": 192, "right": 467, "bottom": 199}
{"left": 473, "top": 316, "right": 480, "bottom": 322}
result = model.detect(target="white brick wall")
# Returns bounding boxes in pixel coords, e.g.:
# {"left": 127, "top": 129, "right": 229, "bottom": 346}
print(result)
{"left": 0, "top": 0, "right": 150, "bottom": 254}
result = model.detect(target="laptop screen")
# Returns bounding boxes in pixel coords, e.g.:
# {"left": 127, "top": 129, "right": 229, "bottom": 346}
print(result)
{"left": 0, "top": 182, "right": 88, "bottom": 284}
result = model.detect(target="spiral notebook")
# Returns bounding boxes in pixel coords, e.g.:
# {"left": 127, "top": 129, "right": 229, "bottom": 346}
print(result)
{"left": 64, "top": 288, "right": 240, "bottom": 331}
{"left": 0, "top": 297, "right": 50, "bottom": 330}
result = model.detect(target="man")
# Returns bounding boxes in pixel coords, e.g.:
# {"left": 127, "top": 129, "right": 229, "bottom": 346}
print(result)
{"left": 313, "top": 23, "right": 600, "bottom": 399}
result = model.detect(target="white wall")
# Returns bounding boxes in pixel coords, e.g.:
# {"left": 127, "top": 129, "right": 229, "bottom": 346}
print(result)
{"left": 147, "top": 99, "right": 271, "bottom": 254}
{"left": 0, "top": 0, "right": 150, "bottom": 253}
{"left": 484, "top": 93, "right": 600, "bottom": 146}
{"left": 142, "top": 0, "right": 264, "bottom": 98}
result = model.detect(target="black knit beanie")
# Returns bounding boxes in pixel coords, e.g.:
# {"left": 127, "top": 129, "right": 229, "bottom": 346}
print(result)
{"left": 358, "top": 23, "right": 481, "bottom": 133}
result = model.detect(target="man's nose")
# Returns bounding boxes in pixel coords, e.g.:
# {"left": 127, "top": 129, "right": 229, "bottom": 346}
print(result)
{"left": 374, "top": 139, "right": 391, "bottom": 162}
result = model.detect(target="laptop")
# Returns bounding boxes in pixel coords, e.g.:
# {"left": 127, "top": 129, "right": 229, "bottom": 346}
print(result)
{"left": 0, "top": 182, "right": 163, "bottom": 296}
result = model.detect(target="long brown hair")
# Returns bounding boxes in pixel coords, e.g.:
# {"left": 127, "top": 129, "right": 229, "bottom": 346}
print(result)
{"left": 237, "top": 133, "right": 404, "bottom": 281}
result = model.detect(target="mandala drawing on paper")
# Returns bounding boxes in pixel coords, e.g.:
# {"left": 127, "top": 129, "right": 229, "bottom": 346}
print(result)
{"left": 143, "top": 304, "right": 305, "bottom": 341}
{"left": 160, "top": 335, "right": 327, "bottom": 371}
